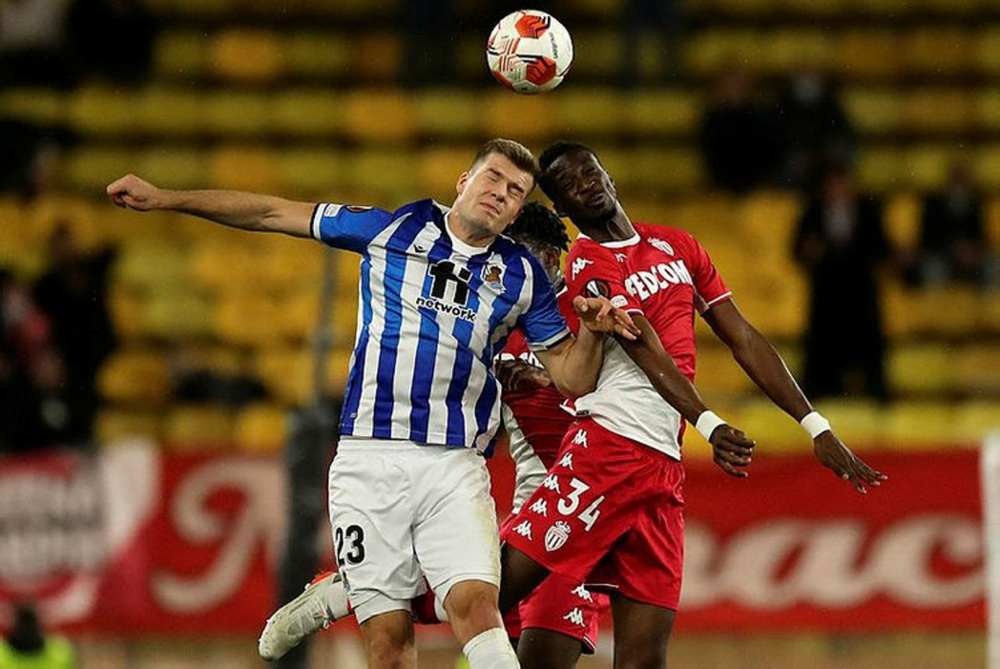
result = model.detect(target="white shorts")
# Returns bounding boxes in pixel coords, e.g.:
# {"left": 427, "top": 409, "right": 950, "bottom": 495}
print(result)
{"left": 328, "top": 438, "right": 500, "bottom": 624}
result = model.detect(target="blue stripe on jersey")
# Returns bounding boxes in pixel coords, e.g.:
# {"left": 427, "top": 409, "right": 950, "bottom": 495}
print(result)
{"left": 340, "top": 254, "right": 374, "bottom": 435}
{"left": 444, "top": 252, "right": 491, "bottom": 445}
{"left": 371, "top": 220, "right": 426, "bottom": 438}
{"left": 407, "top": 233, "right": 453, "bottom": 443}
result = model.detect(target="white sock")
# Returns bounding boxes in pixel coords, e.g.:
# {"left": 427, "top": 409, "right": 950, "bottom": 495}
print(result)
{"left": 434, "top": 596, "right": 449, "bottom": 622}
{"left": 323, "top": 576, "right": 351, "bottom": 620}
{"left": 462, "top": 628, "right": 519, "bottom": 669}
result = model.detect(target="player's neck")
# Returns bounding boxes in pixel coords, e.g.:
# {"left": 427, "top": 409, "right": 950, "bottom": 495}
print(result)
{"left": 446, "top": 211, "right": 494, "bottom": 248}
{"left": 576, "top": 207, "right": 635, "bottom": 243}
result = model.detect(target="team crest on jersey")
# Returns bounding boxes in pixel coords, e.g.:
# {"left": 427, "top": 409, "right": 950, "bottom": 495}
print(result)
{"left": 481, "top": 261, "right": 505, "bottom": 293}
{"left": 648, "top": 237, "right": 674, "bottom": 255}
{"left": 545, "top": 520, "right": 572, "bottom": 552}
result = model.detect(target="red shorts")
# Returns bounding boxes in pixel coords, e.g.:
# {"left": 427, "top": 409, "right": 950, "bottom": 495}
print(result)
{"left": 503, "top": 418, "right": 685, "bottom": 610}
{"left": 499, "top": 515, "right": 607, "bottom": 652}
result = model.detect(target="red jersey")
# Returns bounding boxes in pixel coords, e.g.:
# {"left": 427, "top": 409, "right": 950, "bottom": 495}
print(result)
{"left": 565, "top": 223, "right": 731, "bottom": 459}
{"left": 498, "top": 281, "right": 579, "bottom": 512}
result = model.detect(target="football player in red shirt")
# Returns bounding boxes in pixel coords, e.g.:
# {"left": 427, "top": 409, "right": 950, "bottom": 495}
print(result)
{"left": 500, "top": 142, "right": 887, "bottom": 668}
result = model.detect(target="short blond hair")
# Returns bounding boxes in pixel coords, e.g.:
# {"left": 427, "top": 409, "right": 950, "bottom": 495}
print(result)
{"left": 470, "top": 138, "right": 539, "bottom": 184}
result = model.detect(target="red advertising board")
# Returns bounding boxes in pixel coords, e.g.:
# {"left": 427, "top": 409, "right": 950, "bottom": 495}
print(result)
{"left": 0, "top": 443, "right": 984, "bottom": 634}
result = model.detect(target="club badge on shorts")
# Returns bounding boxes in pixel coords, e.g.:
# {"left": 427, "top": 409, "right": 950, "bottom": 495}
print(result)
{"left": 545, "top": 520, "right": 572, "bottom": 552}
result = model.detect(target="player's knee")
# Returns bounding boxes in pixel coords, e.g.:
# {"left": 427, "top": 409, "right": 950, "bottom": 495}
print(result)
{"left": 444, "top": 581, "right": 503, "bottom": 642}
{"left": 361, "top": 613, "right": 415, "bottom": 668}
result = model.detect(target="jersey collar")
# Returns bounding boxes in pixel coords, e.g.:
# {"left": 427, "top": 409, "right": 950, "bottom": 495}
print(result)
{"left": 576, "top": 232, "right": 641, "bottom": 248}
{"left": 435, "top": 201, "right": 493, "bottom": 256}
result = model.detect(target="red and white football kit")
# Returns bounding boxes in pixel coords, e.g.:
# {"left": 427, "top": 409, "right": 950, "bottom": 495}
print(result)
{"left": 504, "top": 223, "right": 732, "bottom": 610}
{"left": 497, "top": 282, "right": 608, "bottom": 651}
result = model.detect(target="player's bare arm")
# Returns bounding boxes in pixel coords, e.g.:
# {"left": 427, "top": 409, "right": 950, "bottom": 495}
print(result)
{"left": 534, "top": 296, "right": 637, "bottom": 397}
{"left": 106, "top": 174, "right": 316, "bottom": 238}
{"left": 703, "top": 299, "right": 888, "bottom": 493}
{"left": 495, "top": 358, "right": 552, "bottom": 392}
{"left": 618, "top": 312, "right": 756, "bottom": 478}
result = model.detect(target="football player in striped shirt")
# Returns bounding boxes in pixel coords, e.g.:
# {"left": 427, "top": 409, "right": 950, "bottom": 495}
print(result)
{"left": 107, "top": 138, "right": 636, "bottom": 669}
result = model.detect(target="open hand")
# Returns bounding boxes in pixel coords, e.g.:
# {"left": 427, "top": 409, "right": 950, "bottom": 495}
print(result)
{"left": 573, "top": 296, "right": 640, "bottom": 341}
{"left": 107, "top": 174, "right": 167, "bottom": 211}
{"left": 813, "top": 432, "right": 887, "bottom": 494}
{"left": 710, "top": 424, "right": 756, "bottom": 478}
{"left": 496, "top": 358, "right": 552, "bottom": 392}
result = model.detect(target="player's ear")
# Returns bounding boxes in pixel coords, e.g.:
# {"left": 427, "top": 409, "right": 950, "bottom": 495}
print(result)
{"left": 456, "top": 171, "right": 470, "bottom": 195}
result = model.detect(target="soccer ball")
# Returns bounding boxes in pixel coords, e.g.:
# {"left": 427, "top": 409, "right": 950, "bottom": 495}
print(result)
{"left": 486, "top": 10, "right": 573, "bottom": 94}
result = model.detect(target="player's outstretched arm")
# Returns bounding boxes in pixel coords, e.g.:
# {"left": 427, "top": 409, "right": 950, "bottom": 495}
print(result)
{"left": 702, "top": 300, "right": 888, "bottom": 493}
{"left": 619, "top": 312, "right": 756, "bottom": 477}
{"left": 107, "top": 174, "right": 316, "bottom": 238}
{"left": 534, "top": 296, "right": 637, "bottom": 398}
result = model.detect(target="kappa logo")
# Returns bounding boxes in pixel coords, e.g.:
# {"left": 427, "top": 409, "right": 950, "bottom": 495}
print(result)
{"left": 563, "top": 607, "right": 586, "bottom": 627}
{"left": 571, "top": 584, "right": 594, "bottom": 603}
{"left": 541, "top": 474, "right": 561, "bottom": 494}
{"left": 529, "top": 498, "right": 548, "bottom": 517}
{"left": 512, "top": 520, "right": 533, "bottom": 541}
{"left": 648, "top": 237, "right": 674, "bottom": 255}
{"left": 615, "top": 253, "right": 628, "bottom": 262}
{"left": 545, "top": 520, "right": 572, "bottom": 552}
{"left": 570, "top": 258, "right": 593, "bottom": 280}
{"left": 558, "top": 452, "right": 574, "bottom": 470}
{"left": 571, "top": 429, "right": 588, "bottom": 448}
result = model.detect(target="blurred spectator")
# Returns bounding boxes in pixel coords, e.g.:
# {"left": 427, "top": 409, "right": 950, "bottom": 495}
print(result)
{"left": 776, "top": 68, "right": 856, "bottom": 190}
{"left": 168, "top": 346, "right": 268, "bottom": 408}
{"left": 0, "top": 0, "right": 76, "bottom": 88}
{"left": 0, "top": 269, "right": 72, "bottom": 452}
{"left": 0, "top": 603, "right": 75, "bottom": 668}
{"left": 67, "top": 0, "right": 157, "bottom": 84}
{"left": 621, "top": 0, "right": 680, "bottom": 86}
{"left": 698, "top": 69, "right": 781, "bottom": 195}
{"left": 914, "top": 161, "right": 998, "bottom": 289}
{"left": 0, "top": 119, "right": 65, "bottom": 201}
{"left": 793, "top": 165, "right": 890, "bottom": 401}
{"left": 32, "top": 224, "right": 118, "bottom": 444}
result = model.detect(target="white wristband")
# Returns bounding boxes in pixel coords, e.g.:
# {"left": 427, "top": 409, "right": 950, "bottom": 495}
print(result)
{"left": 800, "top": 411, "right": 831, "bottom": 439}
{"left": 695, "top": 411, "right": 727, "bottom": 441}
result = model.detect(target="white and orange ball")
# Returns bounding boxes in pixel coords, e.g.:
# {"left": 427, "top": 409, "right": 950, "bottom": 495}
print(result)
{"left": 486, "top": 9, "right": 574, "bottom": 94}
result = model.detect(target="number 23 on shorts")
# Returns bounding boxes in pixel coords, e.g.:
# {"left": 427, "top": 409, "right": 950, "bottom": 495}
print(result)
{"left": 335, "top": 524, "right": 366, "bottom": 566}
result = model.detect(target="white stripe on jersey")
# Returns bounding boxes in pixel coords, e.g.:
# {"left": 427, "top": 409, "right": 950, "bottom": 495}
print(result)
{"left": 389, "top": 221, "right": 445, "bottom": 437}
{"left": 350, "top": 214, "right": 411, "bottom": 436}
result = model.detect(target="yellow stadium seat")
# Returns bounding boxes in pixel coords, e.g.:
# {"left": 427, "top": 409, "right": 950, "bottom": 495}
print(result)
{"left": 204, "top": 91, "right": 270, "bottom": 137}
{"left": 255, "top": 347, "right": 312, "bottom": 406}
{"left": 145, "top": 290, "right": 215, "bottom": 340}
{"left": 885, "top": 192, "right": 920, "bottom": 248}
{"left": 759, "top": 29, "right": 834, "bottom": 75}
{"left": 625, "top": 90, "right": 700, "bottom": 137}
{"left": 234, "top": 404, "right": 288, "bottom": 452}
{"left": 732, "top": 398, "right": 803, "bottom": 452}
{"left": 415, "top": 90, "right": 482, "bottom": 138}
{"left": 115, "top": 243, "right": 188, "bottom": 291}
{"left": 904, "top": 145, "right": 954, "bottom": 190}
{"left": 570, "top": 30, "right": 624, "bottom": 79}
{"left": 953, "top": 400, "right": 1000, "bottom": 442}
{"left": 277, "top": 149, "right": 348, "bottom": 197}
{"left": 695, "top": 346, "right": 753, "bottom": 398}
{"left": 982, "top": 290, "right": 1000, "bottom": 334}
{"left": 956, "top": 346, "right": 1000, "bottom": 394}
{"left": 98, "top": 348, "right": 171, "bottom": 406}
{"left": 856, "top": 147, "right": 903, "bottom": 192}
{"left": 0, "top": 88, "right": 66, "bottom": 126}
{"left": 837, "top": 31, "right": 901, "bottom": 79}
{"left": 154, "top": 30, "right": 209, "bottom": 80}
{"left": 903, "top": 28, "right": 973, "bottom": 76}
{"left": 975, "top": 145, "right": 1000, "bottom": 190}
{"left": 67, "top": 85, "right": 139, "bottom": 135}
{"left": 136, "top": 88, "right": 205, "bottom": 137}
{"left": 920, "top": 0, "right": 982, "bottom": 15}
{"left": 482, "top": 92, "right": 557, "bottom": 141}
{"left": 780, "top": 0, "right": 846, "bottom": 17}
{"left": 326, "top": 347, "right": 354, "bottom": 397}
{"left": 209, "top": 29, "right": 283, "bottom": 82}
{"left": 843, "top": 88, "right": 901, "bottom": 135}
{"left": 909, "top": 286, "right": 979, "bottom": 336}
{"left": 888, "top": 343, "right": 953, "bottom": 395}
{"left": 683, "top": 30, "right": 760, "bottom": 77}
{"left": 974, "top": 28, "right": 1000, "bottom": 77}
{"left": 215, "top": 294, "right": 286, "bottom": 346}
{"left": 209, "top": 146, "right": 279, "bottom": 192}
{"left": 845, "top": 0, "right": 913, "bottom": 16}
{"left": 164, "top": 406, "right": 235, "bottom": 449}
{"left": 977, "top": 89, "right": 1000, "bottom": 132}
{"left": 904, "top": 90, "right": 974, "bottom": 135}
{"left": 555, "top": 89, "right": 624, "bottom": 137}
{"left": 343, "top": 91, "right": 416, "bottom": 143}
{"left": 136, "top": 147, "right": 209, "bottom": 191}
{"left": 345, "top": 150, "right": 418, "bottom": 201}
{"left": 629, "top": 148, "right": 704, "bottom": 193}
{"left": 419, "top": 147, "right": 477, "bottom": 197}
{"left": 62, "top": 147, "right": 134, "bottom": 193}
{"left": 95, "top": 409, "right": 162, "bottom": 443}
{"left": 883, "top": 402, "right": 956, "bottom": 446}
{"left": 270, "top": 89, "right": 345, "bottom": 138}
{"left": 283, "top": 32, "right": 351, "bottom": 79}
{"left": 812, "top": 399, "right": 881, "bottom": 447}
{"left": 348, "top": 32, "right": 401, "bottom": 81}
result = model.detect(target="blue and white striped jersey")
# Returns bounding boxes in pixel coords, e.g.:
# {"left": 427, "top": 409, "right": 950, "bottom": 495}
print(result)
{"left": 311, "top": 199, "right": 570, "bottom": 454}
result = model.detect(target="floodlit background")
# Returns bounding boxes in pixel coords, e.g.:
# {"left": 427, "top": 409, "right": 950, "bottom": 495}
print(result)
{"left": 0, "top": 0, "right": 996, "bottom": 667}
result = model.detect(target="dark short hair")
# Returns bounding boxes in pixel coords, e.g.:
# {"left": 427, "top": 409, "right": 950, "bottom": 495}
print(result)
{"left": 537, "top": 141, "right": 598, "bottom": 201}
{"left": 506, "top": 202, "right": 570, "bottom": 252}
{"left": 471, "top": 138, "right": 539, "bottom": 183}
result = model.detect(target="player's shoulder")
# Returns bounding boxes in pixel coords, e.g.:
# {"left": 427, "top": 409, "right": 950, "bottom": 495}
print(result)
{"left": 635, "top": 222, "right": 703, "bottom": 257}
{"left": 566, "top": 234, "right": 617, "bottom": 263}
{"left": 392, "top": 198, "right": 448, "bottom": 224}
